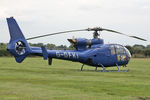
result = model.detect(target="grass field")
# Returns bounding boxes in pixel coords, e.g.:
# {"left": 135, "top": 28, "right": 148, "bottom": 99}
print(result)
{"left": 0, "top": 57, "right": 150, "bottom": 100}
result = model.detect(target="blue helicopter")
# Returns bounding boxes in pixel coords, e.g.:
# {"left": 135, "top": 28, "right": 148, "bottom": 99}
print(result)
{"left": 6, "top": 17, "right": 146, "bottom": 72}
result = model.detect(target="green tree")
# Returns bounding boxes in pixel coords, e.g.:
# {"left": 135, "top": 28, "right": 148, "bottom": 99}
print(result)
{"left": 46, "top": 43, "right": 56, "bottom": 49}
{"left": 125, "top": 45, "right": 133, "bottom": 55}
{"left": 133, "top": 44, "right": 145, "bottom": 54}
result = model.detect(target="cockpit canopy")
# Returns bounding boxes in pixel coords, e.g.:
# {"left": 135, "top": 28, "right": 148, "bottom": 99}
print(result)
{"left": 109, "top": 44, "right": 131, "bottom": 58}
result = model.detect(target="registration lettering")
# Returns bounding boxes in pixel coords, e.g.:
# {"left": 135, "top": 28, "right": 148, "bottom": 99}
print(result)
{"left": 56, "top": 52, "right": 79, "bottom": 59}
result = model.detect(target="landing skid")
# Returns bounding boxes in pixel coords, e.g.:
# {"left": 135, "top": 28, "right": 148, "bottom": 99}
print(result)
{"left": 97, "top": 69, "right": 129, "bottom": 72}
{"left": 97, "top": 63, "right": 129, "bottom": 72}
{"left": 80, "top": 63, "right": 129, "bottom": 72}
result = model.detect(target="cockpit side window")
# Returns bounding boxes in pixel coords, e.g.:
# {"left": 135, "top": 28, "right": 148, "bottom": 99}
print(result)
{"left": 115, "top": 45, "right": 127, "bottom": 62}
{"left": 109, "top": 45, "right": 115, "bottom": 54}
{"left": 115, "top": 45, "right": 125, "bottom": 54}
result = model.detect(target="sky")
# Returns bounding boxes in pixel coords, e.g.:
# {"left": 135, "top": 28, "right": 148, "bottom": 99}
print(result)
{"left": 0, "top": 0, "right": 150, "bottom": 46}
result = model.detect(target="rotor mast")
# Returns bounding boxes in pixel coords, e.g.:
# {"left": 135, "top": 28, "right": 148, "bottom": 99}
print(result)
{"left": 93, "top": 30, "right": 99, "bottom": 39}
{"left": 87, "top": 27, "right": 103, "bottom": 39}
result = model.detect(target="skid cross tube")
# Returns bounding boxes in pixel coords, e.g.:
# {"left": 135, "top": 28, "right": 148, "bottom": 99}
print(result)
{"left": 95, "top": 67, "right": 98, "bottom": 71}
{"left": 81, "top": 64, "right": 84, "bottom": 71}
{"left": 116, "top": 63, "right": 120, "bottom": 72}
{"left": 100, "top": 64, "right": 106, "bottom": 72}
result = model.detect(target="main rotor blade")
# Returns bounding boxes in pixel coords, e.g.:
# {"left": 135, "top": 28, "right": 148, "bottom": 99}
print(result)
{"left": 26, "top": 29, "right": 88, "bottom": 40}
{"left": 102, "top": 28, "right": 147, "bottom": 41}
{"left": 26, "top": 27, "right": 147, "bottom": 41}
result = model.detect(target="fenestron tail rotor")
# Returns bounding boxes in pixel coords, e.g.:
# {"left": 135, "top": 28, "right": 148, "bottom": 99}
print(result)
{"left": 26, "top": 27, "right": 147, "bottom": 41}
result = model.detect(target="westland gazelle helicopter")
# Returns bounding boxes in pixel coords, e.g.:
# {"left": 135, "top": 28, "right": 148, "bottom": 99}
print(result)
{"left": 6, "top": 17, "right": 147, "bottom": 72}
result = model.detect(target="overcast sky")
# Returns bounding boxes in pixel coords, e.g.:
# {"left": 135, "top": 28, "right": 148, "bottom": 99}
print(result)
{"left": 0, "top": 0, "right": 150, "bottom": 46}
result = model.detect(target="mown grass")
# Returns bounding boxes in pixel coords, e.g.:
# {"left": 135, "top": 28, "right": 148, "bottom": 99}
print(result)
{"left": 0, "top": 57, "right": 150, "bottom": 100}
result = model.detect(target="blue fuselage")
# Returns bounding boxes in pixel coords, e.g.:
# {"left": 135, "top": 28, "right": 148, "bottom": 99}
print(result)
{"left": 30, "top": 44, "right": 131, "bottom": 67}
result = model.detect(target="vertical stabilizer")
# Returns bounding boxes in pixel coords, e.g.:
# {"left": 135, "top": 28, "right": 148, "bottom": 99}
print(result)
{"left": 7, "top": 17, "right": 31, "bottom": 63}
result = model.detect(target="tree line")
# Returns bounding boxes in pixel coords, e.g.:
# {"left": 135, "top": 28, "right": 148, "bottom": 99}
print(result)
{"left": 0, "top": 43, "right": 150, "bottom": 57}
{"left": 125, "top": 45, "right": 150, "bottom": 58}
{"left": 0, "top": 43, "right": 71, "bottom": 57}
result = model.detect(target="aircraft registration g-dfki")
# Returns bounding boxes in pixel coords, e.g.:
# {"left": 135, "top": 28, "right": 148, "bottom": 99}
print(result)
{"left": 6, "top": 17, "right": 147, "bottom": 72}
